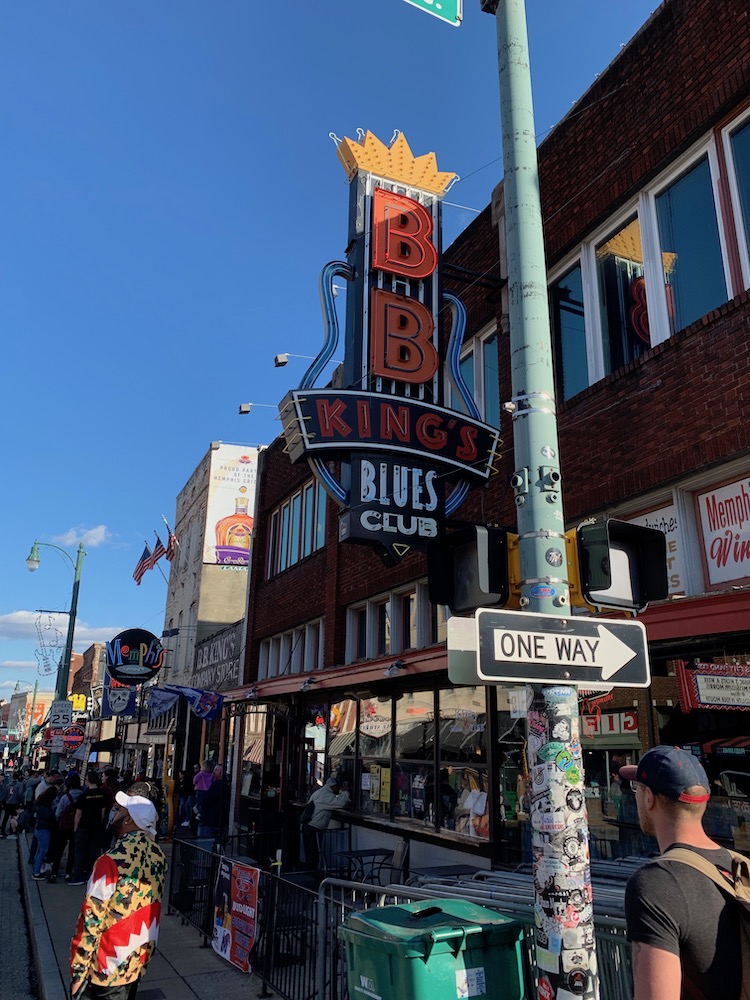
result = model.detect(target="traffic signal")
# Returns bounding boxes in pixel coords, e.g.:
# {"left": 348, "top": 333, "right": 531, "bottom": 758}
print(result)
{"left": 567, "top": 518, "right": 668, "bottom": 612}
{"left": 427, "top": 525, "right": 515, "bottom": 614}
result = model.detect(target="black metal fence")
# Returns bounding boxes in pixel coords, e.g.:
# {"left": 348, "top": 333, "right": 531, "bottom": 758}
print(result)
{"left": 167, "top": 838, "right": 632, "bottom": 1000}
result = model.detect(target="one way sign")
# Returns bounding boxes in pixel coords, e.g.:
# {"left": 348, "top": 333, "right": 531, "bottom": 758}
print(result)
{"left": 475, "top": 608, "right": 651, "bottom": 687}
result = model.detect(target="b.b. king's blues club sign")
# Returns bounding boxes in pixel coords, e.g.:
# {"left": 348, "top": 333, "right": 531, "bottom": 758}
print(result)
{"left": 280, "top": 131, "right": 501, "bottom": 562}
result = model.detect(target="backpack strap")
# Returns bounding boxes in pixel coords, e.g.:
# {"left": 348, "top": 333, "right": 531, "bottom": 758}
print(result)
{"left": 660, "top": 847, "right": 738, "bottom": 897}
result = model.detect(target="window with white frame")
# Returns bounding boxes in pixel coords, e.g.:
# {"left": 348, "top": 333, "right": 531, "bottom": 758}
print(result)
{"left": 258, "top": 618, "right": 325, "bottom": 680}
{"left": 267, "top": 479, "right": 327, "bottom": 578}
{"left": 449, "top": 326, "right": 500, "bottom": 427}
{"left": 550, "top": 137, "right": 732, "bottom": 399}
{"left": 654, "top": 155, "right": 728, "bottom": 335}
{"left": 550, "top": 264, "right": 587, "bottom": 401}
{"left": 723, "top": 109, "right": 750, "bottom": 289}
{"left": 345, "top": 581, "right": 445, "bottom": 663}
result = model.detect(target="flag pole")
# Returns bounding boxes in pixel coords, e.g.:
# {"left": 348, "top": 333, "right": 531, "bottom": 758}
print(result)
{"left": 152, "top": 533, "right": 170, "bottom": 585}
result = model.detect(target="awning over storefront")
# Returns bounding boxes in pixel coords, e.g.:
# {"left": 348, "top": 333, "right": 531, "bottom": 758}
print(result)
{"left": 328, "top": 732, "right": 356, "bottom": 757}
{"left": 90, "top": 736, "right": 122, "bottom": 752}
{"left": 703, "top": 736, "right": 750, "bottom": 756}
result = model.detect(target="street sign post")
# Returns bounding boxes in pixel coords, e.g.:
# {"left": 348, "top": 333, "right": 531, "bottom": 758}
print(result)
{"left": 475, "top": 608, "right": 650, "bottom": 687}
{"left": 403, "top": 0, "right": 462, "bottom": 27}
{"left": 50, "top": 699, "right": 73, "bottom": 729}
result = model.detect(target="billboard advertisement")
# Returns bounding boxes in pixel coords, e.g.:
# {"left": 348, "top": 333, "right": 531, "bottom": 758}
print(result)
{"left": 204, "top": 444, "right": 260, "bottom": 566}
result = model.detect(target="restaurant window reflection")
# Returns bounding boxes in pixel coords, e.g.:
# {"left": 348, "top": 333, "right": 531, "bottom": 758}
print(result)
{"left": 394, "top": 692, "right": 435, "bottom": 829}
{"left": 439, "top": 687, "right": 489, "bottom": 838}
{"left": 327, "top": 698, "right": 357, "bottom": 802}
{"left": 357, "top": 697, "right": 392, "bottom": 817}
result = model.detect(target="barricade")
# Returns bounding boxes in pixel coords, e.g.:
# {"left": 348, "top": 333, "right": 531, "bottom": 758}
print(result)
{"left": 167, "top": 841, "right": 633, "bottom": 1000}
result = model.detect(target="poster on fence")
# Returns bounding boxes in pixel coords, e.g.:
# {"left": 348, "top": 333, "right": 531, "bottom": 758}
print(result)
{"left": 211, "top": 857, "right": 259, "bottom": 972}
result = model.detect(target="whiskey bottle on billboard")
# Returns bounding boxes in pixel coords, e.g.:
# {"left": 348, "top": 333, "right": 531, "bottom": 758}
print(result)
{"left": 215, "top": 496, "right": 254, "bottom": 565}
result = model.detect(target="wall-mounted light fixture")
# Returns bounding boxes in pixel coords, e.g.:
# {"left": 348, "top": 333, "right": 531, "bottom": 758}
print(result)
{"left": 274, "top": 352, "right": 344, "bottom": 368}
{"left": 301, "top": 676, "right": 318, "bottom": 692}
{"left": 238, "top": 402, "right": 277, "bottom": 415}
{"left": 246, "top": 686, "right": 259, "bottom": 700}
{"left": 383, "top": 658, "right": 407, "bottom": 679}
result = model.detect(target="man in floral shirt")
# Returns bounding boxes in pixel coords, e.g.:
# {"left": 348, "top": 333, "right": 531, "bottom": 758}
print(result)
{"left": 70, "top": 790, "right": 167, "bottom": 999}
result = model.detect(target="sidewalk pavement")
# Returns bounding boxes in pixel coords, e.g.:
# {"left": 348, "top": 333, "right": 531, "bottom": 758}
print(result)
{"left": 15, "top": 832, "right": 270, "bottom": 1000}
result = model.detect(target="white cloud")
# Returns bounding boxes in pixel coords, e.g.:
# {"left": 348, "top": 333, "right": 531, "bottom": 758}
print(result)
{"left": 0, "top": 661, "right": 37, "bottom": 670}
{"left": 0, "top": 611, "right": 122, "bottom": 648}
{"left": 52, "top": 524, "right": 111, "bottom": 548}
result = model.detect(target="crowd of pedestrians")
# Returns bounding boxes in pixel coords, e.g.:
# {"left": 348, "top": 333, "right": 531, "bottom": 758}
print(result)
{"left": 0, "top": 764, "right": 142, "bottom": 885}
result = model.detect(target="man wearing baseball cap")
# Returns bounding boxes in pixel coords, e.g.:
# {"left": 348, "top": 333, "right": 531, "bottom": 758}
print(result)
{"left": 623, "top": 746, "right": 741, "bottom": 1000}
{"left": 70, "top": 789, "right": 167, "bottom": 999}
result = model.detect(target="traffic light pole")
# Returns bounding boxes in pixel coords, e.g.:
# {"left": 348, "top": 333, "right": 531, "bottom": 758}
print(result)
{"left": 482, "top": 1, "right": 599, "bottom": 996}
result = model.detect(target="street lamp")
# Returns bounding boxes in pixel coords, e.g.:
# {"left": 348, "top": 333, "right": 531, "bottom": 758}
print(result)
{"left": 26, "top": 541, "right": 85, "bottom": 704}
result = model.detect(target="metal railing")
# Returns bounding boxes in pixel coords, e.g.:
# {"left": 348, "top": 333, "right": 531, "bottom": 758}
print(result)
{"left": 167, "top": 840, "right": 633, "bottom": 1000}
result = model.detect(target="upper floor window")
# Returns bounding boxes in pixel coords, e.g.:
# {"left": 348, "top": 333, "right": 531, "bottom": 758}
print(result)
{"left": 258, "top": 618, "right": 325, "bottom": 680}
{"left": 550, "top": 264, "right": 587, "bottom": 401}
{"left": 654, "top": 156, "right": 727, "bottom": 335}
{"left": 345, "top": 581, "right": 445, "bottom": 664}
{"left": 267, "top": 479, "right": 327, "bottom": 578}
{"left": 724, "top": 110, "right": 750, "bottom": 289}
{"left": 595, "top": 217, "right": 650, "bottom": 371}
{"left": 551, "top": 138, "right": 732, "bottom": 401}
{"left": 449, "top": 327, "right": 500, "bottom": 427}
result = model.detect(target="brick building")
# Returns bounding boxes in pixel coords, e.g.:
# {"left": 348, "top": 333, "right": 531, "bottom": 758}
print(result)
{"left": 232, "top": 0, "right": 750, "bottom": 867}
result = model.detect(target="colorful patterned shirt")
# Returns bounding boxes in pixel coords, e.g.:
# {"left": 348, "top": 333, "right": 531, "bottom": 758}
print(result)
{"left": 70, "top": 829, "right": 167, "bottom": 995}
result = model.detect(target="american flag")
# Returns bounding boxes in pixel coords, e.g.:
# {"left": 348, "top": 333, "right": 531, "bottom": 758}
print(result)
{"left": 164, "top": 518, "right": 179, "bottom": 561}
{"left": 133, "top": 544, "right": 153, "bottom": 585}
{"left": 152, "top": 534, "right": 167, "bottom": 565}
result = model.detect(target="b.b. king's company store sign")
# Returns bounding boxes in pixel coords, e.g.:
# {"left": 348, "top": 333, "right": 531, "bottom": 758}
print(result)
{"left": 280, "top": 132, "right": 501, "bottom": 562}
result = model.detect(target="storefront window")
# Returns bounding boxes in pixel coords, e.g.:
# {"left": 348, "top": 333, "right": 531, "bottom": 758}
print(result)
{"left": 392, "top": 692, "right": 435, "bottom": 829}
{"left": 439, "top": 687, "right": 489, "bottom": 837}
{"left": 328, "top": 699, "right": 356, "bottom": 801}
{"left": 357, "top": 697, "right": 392, "bottom": 815}
{"left": 656, "top": 157, "right": 727, "bottom": 334}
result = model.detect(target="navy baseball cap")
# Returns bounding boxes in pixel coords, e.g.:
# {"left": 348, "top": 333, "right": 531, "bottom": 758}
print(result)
{"left": 619, "top": 746, "right": 710, "bottom": 803}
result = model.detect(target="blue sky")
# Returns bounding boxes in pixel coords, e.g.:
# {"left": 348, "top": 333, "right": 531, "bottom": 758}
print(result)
{"left": 0, "top": 0, "right": 658, "bottom": 695}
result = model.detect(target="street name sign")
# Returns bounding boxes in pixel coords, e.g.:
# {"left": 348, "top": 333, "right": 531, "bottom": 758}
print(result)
{"left": 403, "top": 0, "right": 462, "bottom": 26}
{"left": 473, "top": 608, "right": 651, "bottom": 687}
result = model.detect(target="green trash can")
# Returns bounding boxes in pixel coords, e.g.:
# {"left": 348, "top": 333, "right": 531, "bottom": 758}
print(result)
{"left": 338, "top": 898, "right": 526, "bottom": 1000}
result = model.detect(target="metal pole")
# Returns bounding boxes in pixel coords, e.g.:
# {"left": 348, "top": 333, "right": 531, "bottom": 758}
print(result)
{"left": 25, "top": 680, "right": 39, "bottom": 760}
{"left": 56, "top": 543, "right": 85, "bottom": 703}
{"left": 482, "top": 0, "right": 599, "bottom": 996}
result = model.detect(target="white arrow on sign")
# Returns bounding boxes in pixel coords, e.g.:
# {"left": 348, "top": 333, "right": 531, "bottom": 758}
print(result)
{"left": 491, "top": 623, "right": 637, "bottom": 680}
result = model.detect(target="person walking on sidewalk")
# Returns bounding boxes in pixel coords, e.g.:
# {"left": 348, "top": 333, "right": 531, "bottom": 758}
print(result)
{"left": 0, "top": 771, "right": 23, "bottom": 838}
{"left": 69, "top": 771, "right": 107, "bottom": 886}
{"left": 31, "top": 785, "right": 58, "bottom": 879}
{"left": 70, "top": 790, "right": 166, "bottom": 999}
{"left": 49, "top": 771, "right": 82, "bottom": 883}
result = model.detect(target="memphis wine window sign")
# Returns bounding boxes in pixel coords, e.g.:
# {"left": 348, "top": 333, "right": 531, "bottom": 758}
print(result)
{"left": 106, "top": 628, "right": 166, "bottom": 685}
{"left": 279, "top": 131, "right": 502, "bottom": 563}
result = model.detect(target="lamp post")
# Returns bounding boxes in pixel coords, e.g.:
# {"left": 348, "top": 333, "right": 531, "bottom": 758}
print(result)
{"left": 26, "top": 540, "right": 85, "bottom": 704}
